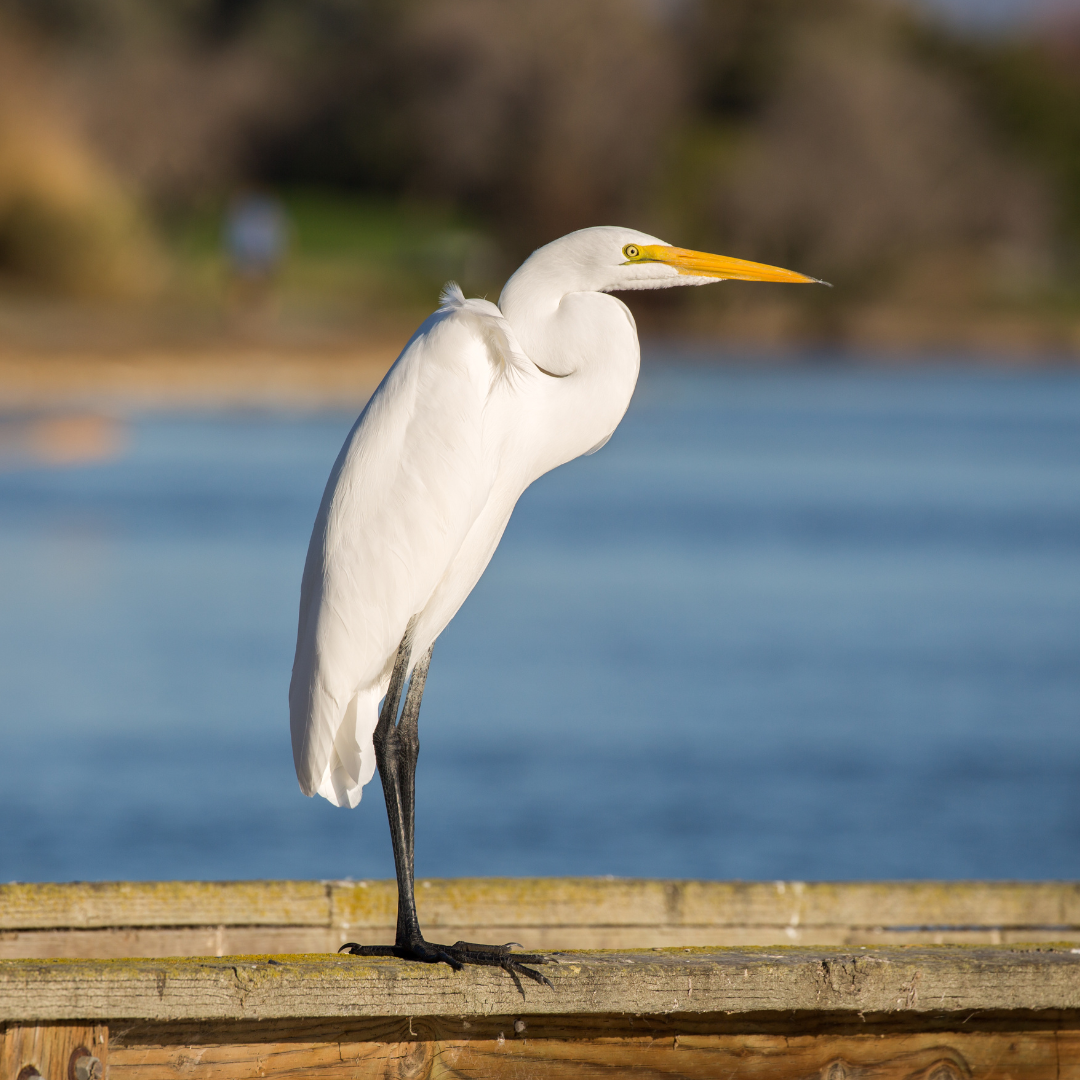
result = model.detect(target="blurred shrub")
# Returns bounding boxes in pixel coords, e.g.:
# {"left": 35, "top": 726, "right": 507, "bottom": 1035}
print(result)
{"left": 393, "top": 0, "right": 683, "bottom": 247}
{"left": 0, "top": 37, "right": 164, "bottom": 297}
{"left": 70, "top": 48, "right": 283, "bottom": 207}
{"left": 668, "top": 0, "right": 1050, "bottom": 302}
{"left": 916, "top": 21, "right": 1080, "bottom": 256}
{"left": 0, "top": 0, "right": 1077, "bottom": 325}
{"left": 241, "top": 0, "right": 681, "bottom": 255}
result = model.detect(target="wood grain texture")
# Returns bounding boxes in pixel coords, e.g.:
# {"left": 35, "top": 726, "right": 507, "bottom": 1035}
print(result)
{"left": 5, "top": 880, "right": 1080, "bottom": 939}
{"left": 1, "top": 1023, "right": 108, "bottom": 1080}
{"left": 103, "top": 1031, "right": 1080, "bottom": 1080}
{"left": 333, "top": 880, "right": 1080, "bottom": 936}
{"left": 2, "top": 946, "right": 1079, "bottom": 1023}
{"left": 0, "top": 928, "right": 346, "bottom": 961}
{"left": 0, "top": 882, "right": 331, "bottom": 932}
{"left": 4, "top": 924, "right": 1077, "bottom": 961}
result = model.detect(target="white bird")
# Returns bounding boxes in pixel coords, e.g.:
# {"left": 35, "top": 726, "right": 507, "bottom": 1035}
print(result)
{"left": 289, "top": 226, "right": 822, "bottom": 980}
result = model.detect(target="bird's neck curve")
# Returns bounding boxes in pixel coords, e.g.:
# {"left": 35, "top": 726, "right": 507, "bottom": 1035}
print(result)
{"left": 498, "top": 258, "right": 641, "bottom": 473}
{"left": 499, "top": 259, "right": 574, "bottom": 374}
{"left": 499, "top": 254, "right": 633, "bottom": 377}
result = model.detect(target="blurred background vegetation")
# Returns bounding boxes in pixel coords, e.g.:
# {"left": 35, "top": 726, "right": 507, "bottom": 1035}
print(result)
{"left": 1, "top": 0, "right": 1080, "bottom": 355}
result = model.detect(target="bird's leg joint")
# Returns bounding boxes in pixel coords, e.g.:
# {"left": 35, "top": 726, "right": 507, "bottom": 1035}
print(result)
{"left": 398, "top": 725, "right": 419, "bottom": 763}
{"left": 373, "top": 719, "right": 398, "bottom": 757}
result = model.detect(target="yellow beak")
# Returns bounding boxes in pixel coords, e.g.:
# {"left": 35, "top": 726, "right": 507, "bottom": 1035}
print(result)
{"left": 635, "top": 245, "right": 828, "bottom": 286}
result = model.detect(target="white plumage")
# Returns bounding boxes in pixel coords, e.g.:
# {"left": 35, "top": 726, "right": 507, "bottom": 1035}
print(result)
{"left": 289, "top": 225, "right": 819, "bottom": 810}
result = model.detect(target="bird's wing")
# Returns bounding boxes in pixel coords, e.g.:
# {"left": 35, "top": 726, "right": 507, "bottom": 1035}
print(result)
{"left": 290, "top": 287, "right": 525, "bottom": 807}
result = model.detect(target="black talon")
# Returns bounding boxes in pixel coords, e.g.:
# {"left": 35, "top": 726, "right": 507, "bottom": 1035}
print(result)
{"left": 504, "top": 965, "right": 526, "bottom": 998}
{"left": 506, "top": 960, "right": 553, "bottom": 989}
{"left": 338, "top": 942, "right": 400, "bottom": 957}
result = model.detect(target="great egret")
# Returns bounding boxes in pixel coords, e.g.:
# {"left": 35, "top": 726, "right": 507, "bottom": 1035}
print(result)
{"left": 290, "top": 226, "right": 822, "bottom": 982}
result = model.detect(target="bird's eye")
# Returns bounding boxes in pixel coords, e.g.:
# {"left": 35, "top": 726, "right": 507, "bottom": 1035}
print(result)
{"left": 623, "top": 244, "right": 640, "bottom": 260}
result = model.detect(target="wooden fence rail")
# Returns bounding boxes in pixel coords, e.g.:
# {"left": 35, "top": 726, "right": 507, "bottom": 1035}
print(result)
{"left": 2, "top": 880, "right": 1079, "bottom": 1078}
{"left": 4, "top": 879, "right": 1080, "bottom": 959}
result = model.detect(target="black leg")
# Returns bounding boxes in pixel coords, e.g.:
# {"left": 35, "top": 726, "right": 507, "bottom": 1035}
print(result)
{"left": 372, "top": 616, "right": 418, "bottom": 945}
{"left": 393, "top": 641, "right": 431, "bottom": 946}
{"left": 339, "top": 618, "right": 552, "bottom": 988}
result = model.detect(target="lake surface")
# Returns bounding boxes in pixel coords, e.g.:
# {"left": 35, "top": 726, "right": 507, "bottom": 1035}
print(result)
{"left": 1, "top": 361, "right": 1078, "bottom": 883}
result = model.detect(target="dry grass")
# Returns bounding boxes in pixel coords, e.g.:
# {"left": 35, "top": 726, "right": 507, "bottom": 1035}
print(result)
{"left": 0, "top": 343, "right": 397, "bottom": 411}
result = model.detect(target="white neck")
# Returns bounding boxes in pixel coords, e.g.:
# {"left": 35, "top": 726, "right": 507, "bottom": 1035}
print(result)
{"left": 500, "top": 259, "right": 641, "bottom": 476}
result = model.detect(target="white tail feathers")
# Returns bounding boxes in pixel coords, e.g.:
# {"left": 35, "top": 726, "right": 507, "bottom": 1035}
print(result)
{"left": 309, "top": 686, "right": 380, "bottom": 809}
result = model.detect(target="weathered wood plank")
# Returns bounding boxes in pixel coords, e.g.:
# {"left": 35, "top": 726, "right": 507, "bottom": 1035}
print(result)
{"left": 1, "top": 1022, "right": 108, "bottom": 1080}
{"left": 0, "top": 928, "right": 347, "bottom": 960}
{"left": 331, "top": 880, "right": 1080, "bottom": 935}
{"left": 4, "top": 924, "right": 1077, "bottom": 962}
{"left": 5, "top": 881, "right": 1080, "bottom": 939}
{"left": 102, "top": 1031, "right": 1080, "bottom": 1080}
{"left": 2, "top": 947, "right": 1079, "bottom": 1023}
{"left": 0, "top": 882, "right": 331, "bottom": 931}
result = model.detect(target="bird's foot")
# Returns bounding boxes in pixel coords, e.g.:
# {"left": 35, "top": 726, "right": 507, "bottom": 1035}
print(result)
{"left": 339, "top": 938, "right": 553, "bottom": 988}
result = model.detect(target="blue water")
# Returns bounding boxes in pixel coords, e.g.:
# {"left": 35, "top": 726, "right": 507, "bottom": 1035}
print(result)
{"left": 1, "top": 362, "right": 1078, "bottom": 883}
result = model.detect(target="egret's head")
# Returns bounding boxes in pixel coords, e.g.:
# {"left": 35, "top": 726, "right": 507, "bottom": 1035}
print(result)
{"left": 511, "top": 225, "right": 826, "bottom": 297}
